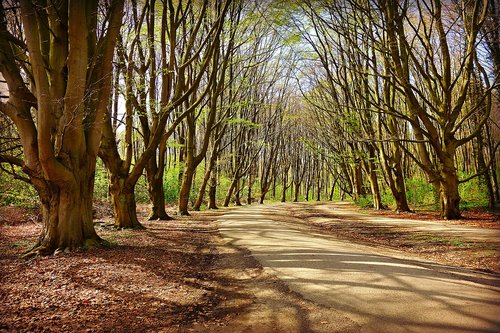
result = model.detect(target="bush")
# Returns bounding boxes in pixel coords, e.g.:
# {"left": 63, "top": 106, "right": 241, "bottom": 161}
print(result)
{"left": 355, "top": 194, "right": 373, "bottom": 208}
{"left": 163, "top": 166, "right": 181, "bottom": 204}
{"left": 405, "top": 177, "right": 435, "bottom": 209}
{"left": 0, "top": 168, "right": 39, "bottom": 208}
{"left": 458, "top": 172, "right": 488, "bottom": 209}
{"left": 94, "top": 159, "right": 109, "bottom": 202}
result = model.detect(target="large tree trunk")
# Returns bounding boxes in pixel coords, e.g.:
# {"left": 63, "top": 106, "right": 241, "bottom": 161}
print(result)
{"left": 32, "top": 169, "right": 101, "bottom": 255}
{"left": 393, "top": 171, "right": 411, "bottom": 212}
{"left": 259, "top": 183, "right": 269, "bottom": 204}
{"left": 352, "top": 163, "right": 364, "bottom": 201}
{"left": 109, "top": 175, "right": 143, "bottom": 229}
{"left": 145, "top": 140, "right": 171, "bottom": 220}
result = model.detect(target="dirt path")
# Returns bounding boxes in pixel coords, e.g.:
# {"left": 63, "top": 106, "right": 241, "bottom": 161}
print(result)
{"left": 314, "top": 201, "right": 500, "bottom": 242}
{"left": 217, "top": 203, "right": 500, "bottom": 333}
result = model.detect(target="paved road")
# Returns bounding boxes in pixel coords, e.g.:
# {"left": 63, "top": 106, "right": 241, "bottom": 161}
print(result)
{"left": 218, "top": 203, "right": 500, "bottom": 333}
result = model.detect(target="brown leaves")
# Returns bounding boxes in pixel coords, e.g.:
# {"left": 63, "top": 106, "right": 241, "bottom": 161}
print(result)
{"left": 0, "top": 205, "right": 224, "bottom": 332}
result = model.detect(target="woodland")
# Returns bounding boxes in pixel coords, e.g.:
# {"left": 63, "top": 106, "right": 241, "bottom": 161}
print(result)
{"left": 0, "top": 0, "right": 499, "bottom": 258}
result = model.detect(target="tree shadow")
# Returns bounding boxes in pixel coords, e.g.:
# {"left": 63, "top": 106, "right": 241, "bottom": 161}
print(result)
{"left": 219, "top": 211, "right": 500, "bottom": 332}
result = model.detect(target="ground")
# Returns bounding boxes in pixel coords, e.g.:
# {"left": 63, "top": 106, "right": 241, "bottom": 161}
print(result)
{"left": 0, "top": 202, "right": 498, "bottom": 332}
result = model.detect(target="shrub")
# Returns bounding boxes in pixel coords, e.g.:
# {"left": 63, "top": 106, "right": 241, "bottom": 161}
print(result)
{"left": 355, "top": 194, "right": 373, "bottom": 208}
{"left": 405, "top": 177, "right": 435, "bottom": 209}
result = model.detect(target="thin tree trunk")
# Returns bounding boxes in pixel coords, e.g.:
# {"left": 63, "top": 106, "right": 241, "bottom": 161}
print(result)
{"left": 178, "top": 164, "right": 196, "bottom": 215}
{"left": 208, "top": 163, "right": 218, "bottom": 209}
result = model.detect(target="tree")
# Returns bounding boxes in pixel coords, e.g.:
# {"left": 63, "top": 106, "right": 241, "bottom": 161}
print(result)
{"left": 177, "top": 1, "right": 238, "bottom": 215}
{"left": 0, "top": 0, "right": 124, "bottom": 254}
{"left": 381, "top": 0, "right": 491, "bottom": 218}
{"left": 99, "top": 0, "right": 231, "bottom": 226}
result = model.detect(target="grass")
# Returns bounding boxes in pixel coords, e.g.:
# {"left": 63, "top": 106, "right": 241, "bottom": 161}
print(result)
{"left": 9, "top": 240, "right": 34, "bottom": 249}
{"left": 409, "top": 234, "right": 473, "bottom": 248}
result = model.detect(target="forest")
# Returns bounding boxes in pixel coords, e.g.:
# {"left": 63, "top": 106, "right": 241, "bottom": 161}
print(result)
{"left": 0, "top": 0, "right": 498, "bottom": 257}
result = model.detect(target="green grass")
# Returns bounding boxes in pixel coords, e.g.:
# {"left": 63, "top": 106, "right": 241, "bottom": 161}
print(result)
{"left": 409, "top": 234, "right": 472, "bottom": 248}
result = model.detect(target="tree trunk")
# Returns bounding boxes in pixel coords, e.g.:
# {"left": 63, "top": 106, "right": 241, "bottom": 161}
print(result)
{"left": 305, "top": 179, "right": 311, "bottom": 201}
{"left": 439, "top": 178, "right": 461, "bottom": 219}
{"left": 224, "top": 177, "right": 238, "bottom": 207}
{"left": 193, "top": 172, "right": 210, "bottom": 211}
{"left": 439, "top": 157, "right": 461, "bottom": 219}
{"left": 208, "top": 164, "right": 218, "bottom": 209}
{"left": 109, "top": 175, "right": 143, "bottom": 229}
{"left": 194, "top": 150, "right": 219, "bottom": 210}
{"left": 368, "top": 169, "right": 382, "bottom": 209}
{"left": 329, "top": 177, "right": 337, "bottom": 201}
{"left": 234, "top": 179, "right": 242, "bottom": 206}
{"left": 352, "top": 163, "right": 364, "bottom": 201}
{"left": 293, "top": 182, "right": 300, "bottom": 202}
{"left": 475, "top": 135, "right": 495, "bottom": 208}
{"left": 178, "top": 165, "right": 196, "bottom": 215}
{"left": 147, "top": 177, "right": 171, "bottom": 220}
{"left": 32, "top": 171, "right": 101, "bottom": 255}
{"left": 393, "top": 174, "right": 410, "bottom": 212}
{"left": 365, "top": 147, "right": 383, "bottom": 210}
{"left": 259, "top": 183, "right": 269, "bottom": 204}
{"left": 247, "top": 184, "right": 253, "bottom": 205}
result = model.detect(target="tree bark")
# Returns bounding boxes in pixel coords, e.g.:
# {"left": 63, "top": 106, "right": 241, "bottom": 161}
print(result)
{"left": 435, "top": 151, "right": 461, "bottom": 219}
{"left": 33, "top": 167, "right": 101, "bottom": 255}
{"left": 224, "top": 177, "right": 238, "bottom": 207}
{"left": 147, "top": 175, "right": 171, "bottom": 220}
{"left": 208, "top": 182, "right": 218, "bottom": 209}
{"left": 109, "top": 175, "right": 143, "bottom": 229}
{"left": 0, "top": 0, "right": 124, "bottom": 256}
{"left": 178, "top": 164, "right": 196, "bottom": 215}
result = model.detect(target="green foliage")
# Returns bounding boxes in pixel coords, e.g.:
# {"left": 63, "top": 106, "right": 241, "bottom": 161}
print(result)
{"left": 0, "top": 170, "right": 38, "bottom": 208}
{"left": 163, "top": 165, "right": 181, "bottom": 203}
{"left": 381, "top": 191, "right": 396, "bottom": 209}
{"left": 405, "top": 178, "right": 435, "bottom": 209}
{"left": 94, "top": 159, "right": 109, "bottom": 202}
{"left": 355, "top": 195, "right": 373, "bottom": 208}
{"left": 458, "top": 172, "right": 489, "bottom": 209}
{"left": 135, "top": 176, "right": 151, "bottom": 203}
{"left": 226, "top": 117, "right": 262, "bottom": 128}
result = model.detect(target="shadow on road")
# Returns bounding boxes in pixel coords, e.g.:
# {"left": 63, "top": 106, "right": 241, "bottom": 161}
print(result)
{"left": 219, "top": 206, "right": 500, "bottom": 333}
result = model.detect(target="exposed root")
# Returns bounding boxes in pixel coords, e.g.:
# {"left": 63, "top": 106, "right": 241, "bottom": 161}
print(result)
{"left": 21, "top": 237, "right": 106, "bottom": 258}
{"left": 21, "top": 245, "right": 50, "bottom": 258}
{"left": 148, "top": 213, "right": 173, "bottom": 221}
{"left": 115, "top": 223, "right": 146, "bottom": 230}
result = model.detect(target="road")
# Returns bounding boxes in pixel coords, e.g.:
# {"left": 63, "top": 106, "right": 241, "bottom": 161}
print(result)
{"left": 218, "top": 203, "right": 500, "bottom": 333}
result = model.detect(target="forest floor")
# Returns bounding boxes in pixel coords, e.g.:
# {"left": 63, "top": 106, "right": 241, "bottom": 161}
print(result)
{"left": 0, "top": 201, "right": 498, "bottom": 332}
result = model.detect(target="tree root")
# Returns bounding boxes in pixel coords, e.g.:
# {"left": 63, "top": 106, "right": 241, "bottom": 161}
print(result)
{"left": 21, "top": 245, "right": 52, "bottom": 259}
{"left": 148, "top": 213, "right": 173, "bottom": 221}
{"left": 21, "top": 237, "right": 106, "bottom": 258}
